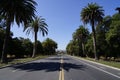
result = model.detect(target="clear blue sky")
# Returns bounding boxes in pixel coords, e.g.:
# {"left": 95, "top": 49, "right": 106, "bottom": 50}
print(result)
{"left": 11, "top": 0, "right": 120, "bottom": 50}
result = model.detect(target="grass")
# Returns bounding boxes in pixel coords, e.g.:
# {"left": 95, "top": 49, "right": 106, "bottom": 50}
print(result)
{"left": 81, "top": 57, "right": 120, "bottom": 69}
{"left": 0, "top": 55, "right": 49, "bottom": 68}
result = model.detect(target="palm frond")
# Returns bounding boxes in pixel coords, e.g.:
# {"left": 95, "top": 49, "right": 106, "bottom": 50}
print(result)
{"left": 24, "top": 16, "right": 48, "bottom": 37}
{"left": 81, "top": 3, "right": 104, "bottom": 26}
{"left": 0, "top": 0, "right": 37, "bottom": 26}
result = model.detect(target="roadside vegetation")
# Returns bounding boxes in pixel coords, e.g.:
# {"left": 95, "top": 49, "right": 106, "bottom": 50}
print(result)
{"left": 0, "top": 55, "right": 49, "bottom": 67}
{"left": 66, "top": 3, "right": 120, "bottom": 65}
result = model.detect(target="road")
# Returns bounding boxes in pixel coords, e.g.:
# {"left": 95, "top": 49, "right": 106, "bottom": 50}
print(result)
{"left": 0, "top": 55, "right": 120, "bottom": 80}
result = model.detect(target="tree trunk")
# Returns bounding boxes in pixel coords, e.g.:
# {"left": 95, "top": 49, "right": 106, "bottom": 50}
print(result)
{"left": 32, "top": 31, "right": 37, "bottom": 58}
{"left": 1, "top": 21, "right": 11, "bottom": 63}
{"left": 91, "top": 21, "right": 98, "bottom": 60}
{"left": 82, "top": 42, "right": 85, "bottom": 56}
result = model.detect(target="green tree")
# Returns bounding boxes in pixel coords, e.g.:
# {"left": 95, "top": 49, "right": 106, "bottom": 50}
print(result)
{"left": 106, "top": 13, "right": 120, "bottom": 59}
{"left": 10, "top": 37, "right": 24, "bottom": 58}
{"left": 42, "top": 38, "right": 57, "bottom": 55}
{"left": 116, "top": 7, "right": 120, "bottom": 14}
{"left": 96, "top": 16, "right": 112, "bottom": 58}
{"left": 9, "top": 37, "right": 33, "bottom": 58}
{"left": 24, "top": 16, "right": 48, "bottom": 57}
{"left": 85, "top": 34, "right": 94, "bottom": 57}
{"left": 81, "top": 3, "right": 104, "bottom": 60}
{"left": 36, "top": 41, "right": 43, "bottom": 55}
{"left": 73, "top": 25, "right": 89, "bottom": 57}
{"left": 66, "top": 40, "right": 80, "bottom": 56}
{"left": 0, "top": 0, "right": 37, "bottom": 63}
{"left": 21, "top": 38, "right": 33, "bottom": 57}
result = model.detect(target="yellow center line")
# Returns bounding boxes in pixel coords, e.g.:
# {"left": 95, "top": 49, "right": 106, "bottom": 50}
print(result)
{"left": 59, "top": 57, "right": 64, "bottom": 80}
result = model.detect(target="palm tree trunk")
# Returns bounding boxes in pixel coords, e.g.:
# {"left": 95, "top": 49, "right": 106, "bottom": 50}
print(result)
{"left": 91, "top": 21, "right": 98, "bottom": 60}
{"left": 1, "top": 21, "right": 11, "bottom": 63}
{"left": 32, "top": 32, "right": 37, "bottom": 58}
{"left": 82, "top": 42, "right": 85, "bottom": 57}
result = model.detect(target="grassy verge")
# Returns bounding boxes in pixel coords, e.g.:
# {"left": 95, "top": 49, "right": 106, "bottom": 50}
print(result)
{"left": 0, "top": 55, "right": 49, "bottom": 68}
{"left": 81, "top": 57, "right": 120, "bottom": 69}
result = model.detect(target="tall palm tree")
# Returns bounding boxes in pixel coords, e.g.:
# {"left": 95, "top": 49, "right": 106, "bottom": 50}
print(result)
{"left": 24, "top": 16, "right": 48, "bottom": 58}
{"left": 81, "top": 3, "right": 104, "bottom": 60}
{"left": 0, "top": 0, "right": 37, "bottom": 63}
{"left": 73, "top": 25, "right": 89, "bottom": 57}
{"left": 116, "top": 7, "right": 120, "bottom": 14}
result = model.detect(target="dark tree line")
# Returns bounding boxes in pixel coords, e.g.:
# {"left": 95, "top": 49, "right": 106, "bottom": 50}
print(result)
{"left": 0, "top": 28, "right": 57, "bottom": 58}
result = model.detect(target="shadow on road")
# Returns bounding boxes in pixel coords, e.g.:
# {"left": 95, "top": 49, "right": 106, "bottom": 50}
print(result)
{"left": 10, "top": 61, "right": 86, "bottom": 72}
{"left": 63, "top": 62, "right": 85, "bottom": 71}
{"left": 46, "top": 58, "right": 70, "bottom": 61}
{"left": 12, "top": 62, "right": 61, "bottom": 72}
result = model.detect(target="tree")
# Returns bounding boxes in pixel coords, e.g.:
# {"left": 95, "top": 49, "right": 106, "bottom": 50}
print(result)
{"left": 24, "top": 16, "right": 48, "bottom": 57}
{"left": 73, "top": 25, "right": 89, "bottom": 57}
{"left": 116, "top": 7, "right": 120, "bottom": 14}
{"left": 42, "top": 38, "right": 57, "bottom": 55}
{"left": 21, "top": 38, "right": 33, "bottom": 57}
{"left": 36, "top": 41, "right": 43, "bottom": 55}
{"left": 85, "top": 34, "right": 94, "bottom": 57}
{"left": 0, "top": 16, "right": 6, "bottom": 29}
{"left": 0, "top": 0, "right": 37, "bottom": 63}
{"left": 96, "top": 16, "right": 112, "bottom": 59}
{"left": 0, "top": 28, "right": 5, "bottom": 57}
{"left": 106, "top": 13, "right": 120, "bottom": 59}
{"left": 10, "top": 37, "right": 24, "bottom": 58}
{"left": 66, "top": 40, "right": 80, "bottom": 56}
{"left": 6, "top": 37, "right": 33, "bottom": 58}
{"left": 81, "top": 3, "right": 104, "bottom": 60}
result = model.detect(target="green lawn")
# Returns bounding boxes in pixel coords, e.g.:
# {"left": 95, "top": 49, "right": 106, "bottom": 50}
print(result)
{"left": 0, "top": 55, "right": 48, "bottom": 68}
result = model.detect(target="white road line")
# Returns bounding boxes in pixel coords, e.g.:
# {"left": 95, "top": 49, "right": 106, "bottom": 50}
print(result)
{"left": 99, "top": 66, "right": 106, "bottom": 69}
{"left": 72, "top": 56, "right": 120, "bottom": 71}
{"left": 74, "top": 58, "right": 120, "bottom": 79}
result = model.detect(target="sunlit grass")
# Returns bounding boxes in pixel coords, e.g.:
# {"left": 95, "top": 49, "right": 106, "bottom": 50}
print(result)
{"left": 82, "top": 57, "right": 120, "bottom": 69}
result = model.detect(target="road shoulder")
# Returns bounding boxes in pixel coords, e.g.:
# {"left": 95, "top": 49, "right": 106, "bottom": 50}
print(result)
{"left": 69, "top": 55, "right": 120, "bottom": 71}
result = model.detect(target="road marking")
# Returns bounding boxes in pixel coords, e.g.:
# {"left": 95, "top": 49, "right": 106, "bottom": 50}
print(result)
{"left": 73, "top": 56, "right": 120, "bottom": 79}
{"left": 99, "top": 66, "right": 106, "bottom": 69}
{"left": 59, "top": 56, "right": 64, "bottom": 80}
{"left": 59, "top": 69, "right": 62, "bottom": 80}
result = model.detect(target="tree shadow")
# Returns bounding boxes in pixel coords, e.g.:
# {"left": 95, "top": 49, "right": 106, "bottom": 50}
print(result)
{"left": 63, "top": 62, "right": 85, "bottom": 71}
{"left": 11, "top": 62, "right": 61, "bottom": 72}
{"left": 10, "top": 61, "right": 86, "bottom": 72}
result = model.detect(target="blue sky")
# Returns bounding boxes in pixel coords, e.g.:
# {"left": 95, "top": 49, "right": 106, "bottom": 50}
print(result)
{"left": 11, "top": 0, "right": 120, "bottom": 50}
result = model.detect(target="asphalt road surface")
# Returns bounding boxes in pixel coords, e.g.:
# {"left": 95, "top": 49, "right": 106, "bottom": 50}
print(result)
{"left": 0, "top": 55, "right": 120, "bottom": 80}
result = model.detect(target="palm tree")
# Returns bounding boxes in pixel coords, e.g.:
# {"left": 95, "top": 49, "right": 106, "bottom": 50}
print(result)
{"left": 0, "top": 0, "right": 37, "bottom": 63}
{"left": 73, "top": 25, "right": 89, "bottom": 57}
{"left": 24, "top": 16, "right": 48, "bottom": 58}
{"left": 81, "top": 3, "right": 104, "bottom": 60}
{"left": 116, "top": 7, "right": 120, "bottom": 14}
